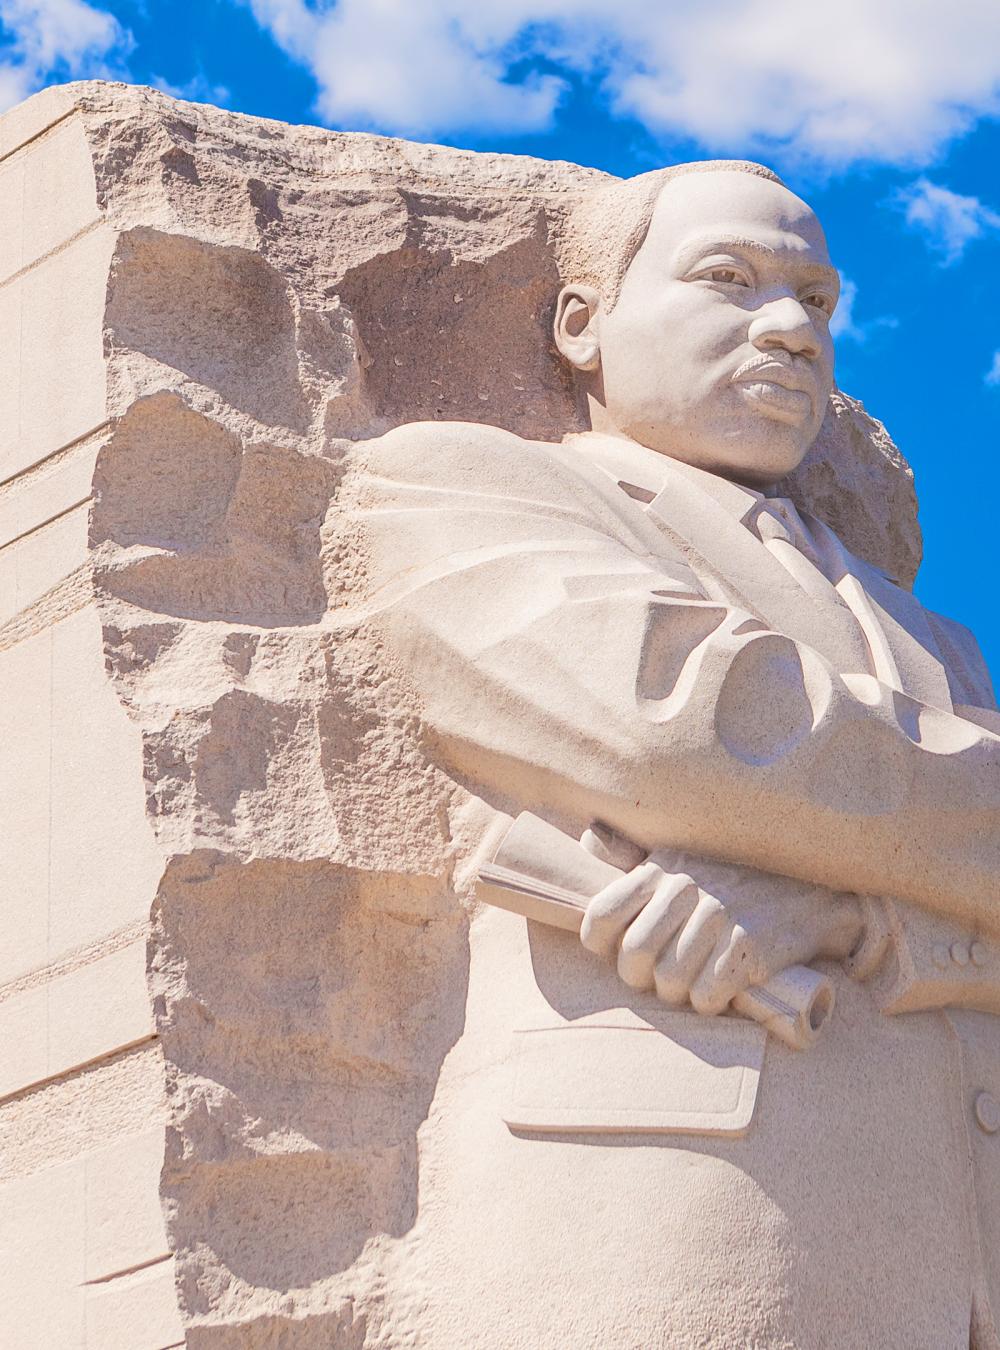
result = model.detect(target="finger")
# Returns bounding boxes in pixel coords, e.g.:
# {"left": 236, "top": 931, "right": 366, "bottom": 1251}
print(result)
{"left": 818, "top": 896, "right": 866, "bottom": 960}
{"left": 617, "top": 873, "right": 699, "bottom": 990}
{"left": 581, "top": 861, "right": 663, "bottom": 957}
{"left": 689, "top": 923, "right": 765, "bottom": 1016}
{"left": 653, "top": 893, "right": 727, "bottom": 1006}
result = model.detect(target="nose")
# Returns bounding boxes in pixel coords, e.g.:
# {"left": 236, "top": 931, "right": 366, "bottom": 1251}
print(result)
{"left": 748, "top": 296, "right": 822, "bottom": 361}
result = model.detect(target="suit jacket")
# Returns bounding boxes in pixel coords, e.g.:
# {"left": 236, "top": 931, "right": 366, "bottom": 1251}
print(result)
{"left": 356, "top": 420, "right": 1000, "bottom": 970}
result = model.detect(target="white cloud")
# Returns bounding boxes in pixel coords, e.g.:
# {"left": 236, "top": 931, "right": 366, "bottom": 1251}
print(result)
{"left": 0, "top": 0, "right": 128, "bottom": 111}
{"left": 241, "top": 0, "right": 1000, "bottom": 168}
{"left": 829, "top": 276, "right": 861, "bottom": 342}
{"left": 828, "top": 272, "right": 897, "bottom": 346}
{"left": 896, "top": 178, "right": 1000, "bottom": 264}
{"left": 244, "top": 0, "right": 563, "bottom": 136}
{"left": 986, "top": 351, "right": 1000, "bottom": 387}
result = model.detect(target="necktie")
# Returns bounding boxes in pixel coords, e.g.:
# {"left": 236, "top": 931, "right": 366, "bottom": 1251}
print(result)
{"left": 752, "top": 498, "right": 838, "bottom": 604}
{"left": 754, "top": 498, "right": 903, "bottom": 689}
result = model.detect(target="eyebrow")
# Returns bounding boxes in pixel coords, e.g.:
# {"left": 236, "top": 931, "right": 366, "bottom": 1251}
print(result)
{"left": 673, "top": 234, "right": 840, "bottom": 291}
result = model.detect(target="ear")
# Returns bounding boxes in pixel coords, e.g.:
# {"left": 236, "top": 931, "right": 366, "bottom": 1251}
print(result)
{"left": 554, "top": 284, "right": 602, "bottom": 372}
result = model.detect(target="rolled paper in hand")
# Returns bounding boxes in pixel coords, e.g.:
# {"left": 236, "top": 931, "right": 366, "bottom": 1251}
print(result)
{"left": 476, "top": 811, "right": 835, "bottom": 1051}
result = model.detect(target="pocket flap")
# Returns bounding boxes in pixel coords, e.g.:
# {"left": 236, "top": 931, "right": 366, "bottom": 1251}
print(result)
{"left": 504, "top": 1010, "right": 765, "bottom": 1136}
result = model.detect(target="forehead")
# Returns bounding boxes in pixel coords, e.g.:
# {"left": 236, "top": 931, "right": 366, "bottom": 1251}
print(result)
{"left": 641, "top": 170, "right": 830, "bottom": 268}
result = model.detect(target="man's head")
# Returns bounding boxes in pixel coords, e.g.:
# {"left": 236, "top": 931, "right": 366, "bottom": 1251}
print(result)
{"left": 554, "top": 162, "right": 839, "bottom": 488}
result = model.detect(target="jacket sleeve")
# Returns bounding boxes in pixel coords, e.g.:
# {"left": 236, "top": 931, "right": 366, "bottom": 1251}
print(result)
{"left": 355, "top": 421, "right": 1000, "bottom": 936}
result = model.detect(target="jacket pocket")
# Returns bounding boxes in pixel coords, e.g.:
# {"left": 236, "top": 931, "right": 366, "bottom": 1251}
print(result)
{"left": 504, "top": 1008, "right": 766, "bottom": 1137}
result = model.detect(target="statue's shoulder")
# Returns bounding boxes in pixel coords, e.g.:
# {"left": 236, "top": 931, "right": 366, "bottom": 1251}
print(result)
{"left": 815, "top": 518, "right": 997, "bottom": 710}
{"left": 360, "top": 420, "right": 590, "bottom": 499}
{"left": 923, "top": 607, "right": 998, "bottom": 712}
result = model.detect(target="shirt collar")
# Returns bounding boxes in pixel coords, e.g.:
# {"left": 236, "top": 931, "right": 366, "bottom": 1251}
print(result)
{"left": 567, "top": 430, "right": 767, "bottom": 524}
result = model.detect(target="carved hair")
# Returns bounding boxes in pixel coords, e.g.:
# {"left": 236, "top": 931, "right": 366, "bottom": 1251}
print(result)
{"left": 557, "top": 160, "right": 784, "bottom": 311}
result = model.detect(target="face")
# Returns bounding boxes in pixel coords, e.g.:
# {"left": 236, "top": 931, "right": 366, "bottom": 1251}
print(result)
{"left": 563, "top": 171, "right": 839, "bottom": 487}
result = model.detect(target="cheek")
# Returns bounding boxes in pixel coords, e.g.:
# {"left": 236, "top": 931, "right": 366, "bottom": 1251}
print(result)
{"left": 654, "top": 297, "right": 750, "bottom": 384}
{"left": 597, "top": 313, "right": 674, "bottom": 401}
{"left": 611, "top": 294, "right": 741, "bottom": 370}
{"left": 676, "top": 293, "right": 750, "bottom": 351}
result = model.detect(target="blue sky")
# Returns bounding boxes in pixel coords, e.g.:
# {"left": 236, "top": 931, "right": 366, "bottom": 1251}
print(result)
{"left": 3, "top": 0, "right": 1000, "bottom": 675}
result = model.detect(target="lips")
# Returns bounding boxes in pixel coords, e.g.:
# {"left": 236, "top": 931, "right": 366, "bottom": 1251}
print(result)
{"left": 731, "top": 356, "right": 816, "bottom": 397}
{"left": 731, "top": 356, "right": 818, "bottom": 421}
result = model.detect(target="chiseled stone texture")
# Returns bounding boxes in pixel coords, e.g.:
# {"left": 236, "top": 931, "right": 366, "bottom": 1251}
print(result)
{"left": 4, "top": 79, "right": 923, "bottom": 1346}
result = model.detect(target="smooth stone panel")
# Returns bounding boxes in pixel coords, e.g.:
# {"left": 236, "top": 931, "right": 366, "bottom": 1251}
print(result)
{"left": 0, "top": 150, "right": 24, "bottom": 283}
{"left": 0, "top": 627, "right": 51, "bottom": 985}
{"left": 84, "top": 1259, "right": 184, "bottom": 1350}
{"left": 0, "top": 437, "right": 101, "bottom": 544}
{"left": 0, "top": 940, "right": 153, "bottom": 1101}
{"left": 46, "top": 940, "right": 154, "bottom": 1086}
{"left": 20, "top": 117, "right": 100, "bottom": 278}
{"left": 0, "top": 1157, "right": 87, "bottom": 1349}
{"left": 0, "top": 116, "right": 99, "bottom": 287}
{"left": 0, "top": 84, "right": 76, "bottom": 159}
{"left": 85, "top": 1128, "right": 171, "bottom": 1281}
{"left": 0, "top": 501, "right": 89, "bottom": 626}
{"left": 48, "top": 607, "right": 162, "bottom": 960}
{"left": 0, "top": 607, "right": 161, "bottom": 988}
{"left": 0, "top": 275, "right": 22, "bottom": 477}
{"left": 3, "top": 224, "right": 114, "bottom": 482}
{"left": 0, "top": 984, "right": 48, "bottom": 1102}
{"left": 0, "top": 1124, "right": 178, "bottom": 1350}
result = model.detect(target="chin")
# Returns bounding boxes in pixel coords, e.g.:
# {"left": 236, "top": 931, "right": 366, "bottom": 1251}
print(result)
{"left": 720, "top": 433, "right": 812, "bottom": 489}
{"left": 626, "top": 411, "right": 815, "bottom": 487}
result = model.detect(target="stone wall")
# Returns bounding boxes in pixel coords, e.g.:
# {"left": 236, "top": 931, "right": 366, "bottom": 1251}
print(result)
{"left": 0, "top": 80, "right": 923, "bottom": 1348}
{"left": 0, "top": 88, "right": 182, "bottom": 1350}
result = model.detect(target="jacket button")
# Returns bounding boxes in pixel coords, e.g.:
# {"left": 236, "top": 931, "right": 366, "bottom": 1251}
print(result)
{"left": 974, "top": 1092, "right": 1000, "bottom": 1135}
{"left": 951, "top": 942, "right": 970, "bottom": 965}
{"left": 970, "top": 941, "right": 989, "bottom": 967}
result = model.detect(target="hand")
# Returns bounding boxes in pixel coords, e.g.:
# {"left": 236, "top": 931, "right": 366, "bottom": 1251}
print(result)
{"left": 580, "top": 851, "right": 863, "bottom": 1015}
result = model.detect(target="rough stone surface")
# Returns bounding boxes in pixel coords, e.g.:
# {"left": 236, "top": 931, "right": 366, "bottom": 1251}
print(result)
{"left": 775, "top": 387, "right": 921, "bottom": 585}
{"left": 5, "top": 80, "right": 931, "bottom": 1346}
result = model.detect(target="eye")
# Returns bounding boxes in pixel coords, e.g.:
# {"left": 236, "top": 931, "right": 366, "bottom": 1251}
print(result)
{"left": 802, "top": 291, "right": 835, "bottom": 317}
{"left": 703, "top": 266, "right": 750, "bottom": 286}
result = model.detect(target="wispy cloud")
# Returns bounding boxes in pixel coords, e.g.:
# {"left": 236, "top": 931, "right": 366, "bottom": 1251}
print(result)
{"left": 0, "top": 0, "right": 129, "bottom": 110}
{"left": 152, "top": 73, "right": 232, "bottom": 108}
{"left": 829, "top": 273, "right": 897, "bottom": 345}
{"left": 240, "top": 0, "right": 1000, "bottom": 169}
{"left": 829, "top": 276, "right": 862, "bottom": 342}
{"left": 896, "top": 178, "right": 1000, "bottom": 264}
{"left": 986, "top": 352, "right": 1000, "bottom": 387}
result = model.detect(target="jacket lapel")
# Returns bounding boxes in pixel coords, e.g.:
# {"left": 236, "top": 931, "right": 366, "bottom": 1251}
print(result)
{"left": 806, "top": 515, "right": 953, "bottom": 709}
{"left": 644, "top": 459, "right": 874, "bottom": 675}
{"left": 574, "top": 434, "right": 954, "bottom": 704}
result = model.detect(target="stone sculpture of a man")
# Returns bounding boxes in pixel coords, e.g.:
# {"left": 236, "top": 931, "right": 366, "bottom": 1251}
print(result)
{"left": 354, "top": 161, "right": 1000, "bottom": 1348}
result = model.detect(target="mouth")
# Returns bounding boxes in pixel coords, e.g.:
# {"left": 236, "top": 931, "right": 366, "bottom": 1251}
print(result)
{"left": 731, "top": 357, "right": 817, "bottom": 422}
